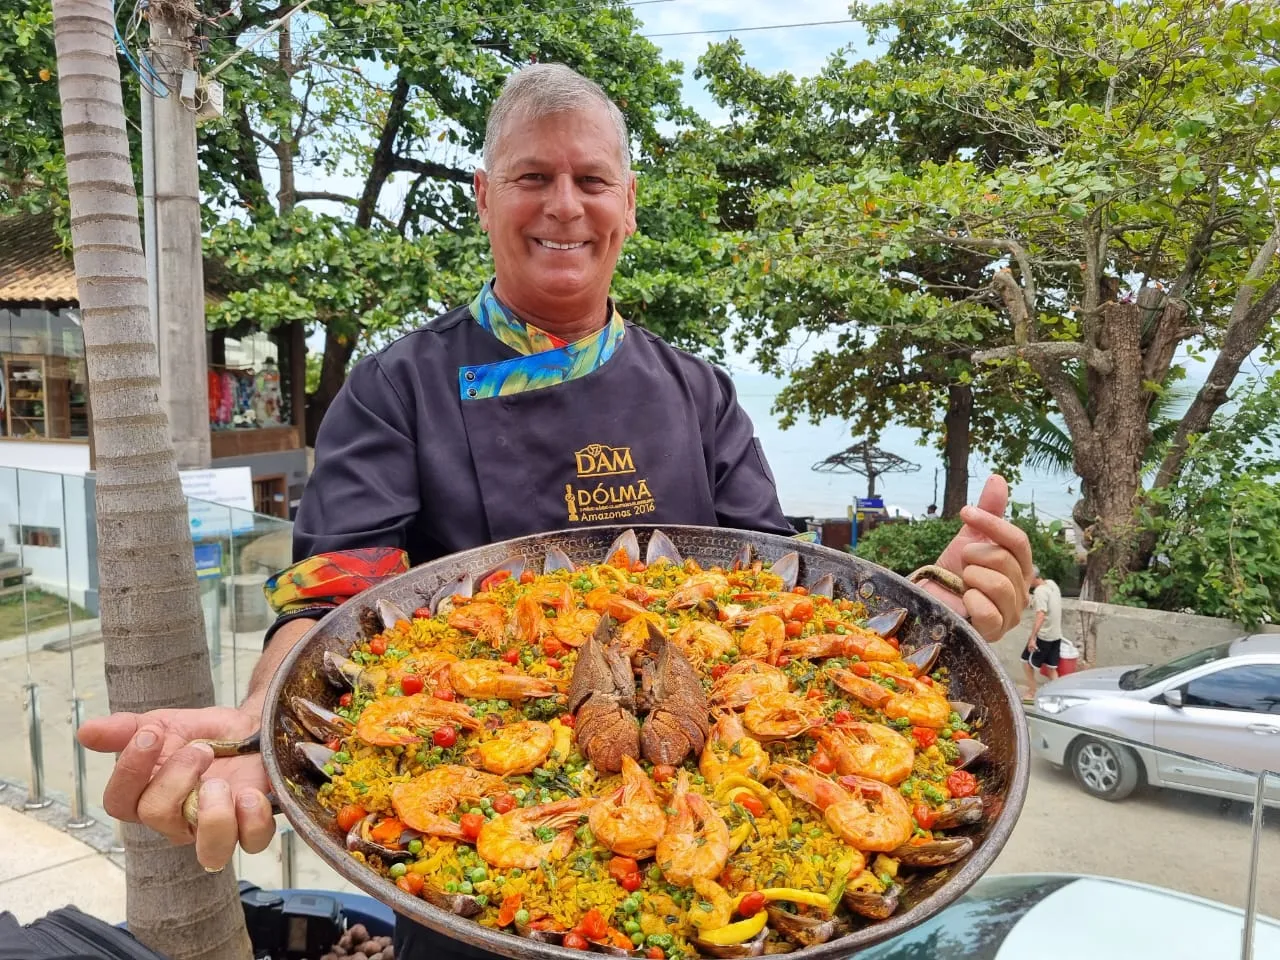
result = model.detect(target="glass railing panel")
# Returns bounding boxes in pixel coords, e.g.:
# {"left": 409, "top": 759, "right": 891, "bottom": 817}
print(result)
{"left": 1244, "top": 771, "right": 1280, "bottom": 959}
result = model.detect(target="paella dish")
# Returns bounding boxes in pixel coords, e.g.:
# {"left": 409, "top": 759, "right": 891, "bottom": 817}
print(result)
{"left": 291, "top": 531, "right": 992, "bottom": 958}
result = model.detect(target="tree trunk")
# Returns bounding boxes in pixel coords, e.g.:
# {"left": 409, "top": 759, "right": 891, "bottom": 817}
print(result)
{"left": 941, "top": 382, "right": 972, "bottom": 518}
{"left": 305, "top": 329, "right": 357, "bottom": 446}
{"left": 51, "top": 2, "right": 251, "bottom": 957}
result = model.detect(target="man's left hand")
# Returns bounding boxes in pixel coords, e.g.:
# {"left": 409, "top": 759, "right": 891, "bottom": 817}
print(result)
{"left": 923, "top": 475, "right": 1032, "bottom": 641}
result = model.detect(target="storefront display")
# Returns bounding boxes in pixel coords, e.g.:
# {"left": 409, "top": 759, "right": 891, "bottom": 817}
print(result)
{"left": 0, "top": 308, "right": 90, "bottom": 441}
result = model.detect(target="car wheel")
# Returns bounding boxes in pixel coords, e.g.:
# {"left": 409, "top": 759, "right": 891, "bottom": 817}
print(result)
{"left": 1070, "top": 736, "right": 1141, "bottom": 801}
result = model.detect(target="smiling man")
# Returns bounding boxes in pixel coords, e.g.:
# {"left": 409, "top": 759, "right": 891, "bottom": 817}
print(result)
{"left": 78, "top": 63, "right": 1032, "bottom": 960}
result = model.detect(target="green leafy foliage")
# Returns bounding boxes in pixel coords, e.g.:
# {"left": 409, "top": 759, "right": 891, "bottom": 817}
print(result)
{"left": 1112, "top": 375, "right": 1280, "bottom": 627}
{"left": 0, "top": 4, "right": 61, "bottom": 213}
{"left": 854, "top": 518, "right": 963, "bottom": 576}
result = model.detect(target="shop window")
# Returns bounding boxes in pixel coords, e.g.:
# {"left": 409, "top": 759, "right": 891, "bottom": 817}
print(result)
{"left": 209, "top": 332, "right": 291, "bottom": 431}
{"left": 0, "top": 307, "right": 89, "bottom": 441}
{"left": 14, "top": 525, "right": 62, "bottom": 548}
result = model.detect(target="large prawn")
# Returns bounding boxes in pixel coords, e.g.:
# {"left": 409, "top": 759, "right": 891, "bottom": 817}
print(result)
{"left": 771, "top": 761, "right": 912, "bottom": 852}
{"left": 476, "top": 797, "right": 596, "bottom": 870}
{"left": 655, "top": 770, "right": 730, "bottom": 886}
{"left": 587, "top": 755, "right": 667, "bottom": 859}
{"left": 391, "top": 765, "right": 506, "bottom": 840}
{"left": 355, "top": 694, "right": 481, "bottom": 747}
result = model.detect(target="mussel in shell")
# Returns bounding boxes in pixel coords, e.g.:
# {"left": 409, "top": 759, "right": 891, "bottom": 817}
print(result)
{"left": 694, "top": 928, "right": 769, "bottom": 958}
{"left": 891, "top": 836, "right": 975, "bottom": 867}
{"left": 345, "top": 814, "right": 417, "bottom": 864}
{"left": 843, "top": 884, "right": 900, "bottom": 920}
{"left": 289, "top": 695, "right": 354, "bottom": 742}
{"left": 765, "top": 907, "right": 848, "bottom": 946}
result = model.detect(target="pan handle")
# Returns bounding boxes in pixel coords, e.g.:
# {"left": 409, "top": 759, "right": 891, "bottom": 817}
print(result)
{"left": 180, "top": 732, "right": 283, "bottom": 826}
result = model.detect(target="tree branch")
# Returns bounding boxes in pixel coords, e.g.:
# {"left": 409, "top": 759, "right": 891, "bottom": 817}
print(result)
{"left": 294, "top": 191, "right": 397, "bottom": 229}
{"left": 390, "top": 155, "right": 474, "bottom": 185}
{"left": 357, "top": 74, "right": 411, "bottom": 230}
{"left": 973, "top": 340, "right": 1114, "bottom": 373}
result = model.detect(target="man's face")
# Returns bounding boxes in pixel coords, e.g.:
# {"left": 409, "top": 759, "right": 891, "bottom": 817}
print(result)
{"left": 475, "top": 104, "right": 637, "bottom": 320}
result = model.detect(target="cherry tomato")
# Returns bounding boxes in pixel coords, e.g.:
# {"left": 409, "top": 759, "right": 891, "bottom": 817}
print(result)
{"left": 338, "top": 692, "right": 353, "bottom": 708}
{"left": 559, "top": 713, "right": 576, "bottom": 729}
{"left": 491, "top": 793, "right": 516, "bottom": 814}
{"left": 784, "top": 620, "right": 803, "bottom": 638}
{"left": 952, "top": 730, "right": 972, "bottom": 741}
{"left": 711, "top": 663, "right": 730, "bottom": 680}
{"left": 776, "top": 655, "right": 790, "bottom": 668}
{"left": 546, "top": 657, "right": 563, "bottom": 670}
{"left": 913, "top": 802, "right": 937, "bottom": 830}
{"left": 325, "top": 738, "right": 341, "bottom": 751}
{"left": 335, "top": 804, "right": 367, "bottom": 832}
{"left": 563, "top": 933, "right": 589, "bottom": 951}
{"left": 502, "top": 648, "right": 520, "bottom": 665}
{"left": 792, "top": 585, "right": 808, "bottom": 596}
{"left": 620, "top": 872, "right": 643, "bottom": 892}
{"left": 369, "top": 637, "right": 387, "bottom": 656}
{"left": 738, "top": 892, "right": 767, "bottom": 918}
{"left": 575, "top": 908, "right": 609, "bottom": 941}
{"left": 648, "top": 948, "right": 666, "bottom": 959}
{"left": 460, "top": 812, "right": 485, "bottom": 840}
{"left": 717, "top": 607, "right": 730, "bottom": 622}
{"left": 631, "top": 561, "right": 647, "bottom": 573}
{"left": 370, "top": 818, "right": 406, "bottom": 846}
{"left": 790, "top": 598, "right": 814, "bottom": 621}
{"left": 946, "top": 770, "right": 978, "bottom": 798}
{"left": 652, "top": 764, "right": 676, "bottom": 783}
{"left": 519, "top": 569, "right": 536, "bottom": 584}
{"left": 608, "top": 857, "right": 640, "bottom": 884}
{"left": 832, "top": 710, "right": 853, "bottom": 725}
{"left": 497, "top": 892, "right": 523, "bottom": 926}
{"left": 413, "top": 607, "right": 433, "bottom": 620}
{"left": 738, "top": 795, "right": 766, "bottom": 817}
{"left": 917, "top": 675, "right": 933, "bottom": 686}
{"left": 811, "top": 749, "right": 836, "bottom": 774}
{"left": 542, "top": 636, "right": 567, "bottom": 656}
{"left": 912, "top": 727, "right": 937, "bottom": 749}
{"left": 434, "top": 685, "right": 456, "bottom": 702}
{"left": 433, "top": 726, "right": 457, "bottom": 748}
{"left": 850, "top": 662, "right": 872, "bottom": 677}
{"left": 805, "top": 686, "right": 824, "bottom": 700}
{"left": 400, "top": 674, "right": 424, "bottom": 696}
{"left": 484, "top": 570, "right": 512, "bottom": 589}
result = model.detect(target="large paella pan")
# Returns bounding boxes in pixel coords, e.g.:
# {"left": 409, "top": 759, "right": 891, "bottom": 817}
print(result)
{"left": 258, "top": 525, "right": 1029, "bottom": 959}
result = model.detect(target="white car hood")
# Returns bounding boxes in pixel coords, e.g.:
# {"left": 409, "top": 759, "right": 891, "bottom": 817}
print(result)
{"left": 1039, "top": 665, "right": 1145, "bottom": 697}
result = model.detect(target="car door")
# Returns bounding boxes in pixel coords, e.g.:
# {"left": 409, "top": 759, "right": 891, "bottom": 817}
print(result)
{"left": 1153, "top": 663, "right": 1280, "bottom": 798}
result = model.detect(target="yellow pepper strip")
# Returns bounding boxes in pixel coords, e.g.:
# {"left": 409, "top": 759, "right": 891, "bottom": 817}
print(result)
{"left": 714, "top": 776, "right": 791, "bottom": 828}
{"left": 826, "top": 850, "right": 862, "bottom": 908}
{"left": 730, "top": 888, "right": 833, "bottom": 913}
{"left": 548, "top": 719, "right": 573, "bottom": 761}
{"left": 728, "top": 822, "right": 752, "bottom": 853}
{"left": 695, "top": 909, "right": 768, "bottom": 946}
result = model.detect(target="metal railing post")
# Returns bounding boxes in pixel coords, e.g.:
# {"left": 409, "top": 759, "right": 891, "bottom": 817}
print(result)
{"left": 280, "top": 826, "right": 297, "bottom": 889}
{"left": 1239, "top": 770, "right": 1269, "bottom": 960}
{"left": 24, "top": 683, "right": 52, "bottom": 809}
{"left": 67, "top": 697, "right": 95, "bottom": 829}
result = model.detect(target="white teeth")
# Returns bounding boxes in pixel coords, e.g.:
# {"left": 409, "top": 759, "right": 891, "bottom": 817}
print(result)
{"left": 538, "top": 239, "right": 586, "bottom": 250}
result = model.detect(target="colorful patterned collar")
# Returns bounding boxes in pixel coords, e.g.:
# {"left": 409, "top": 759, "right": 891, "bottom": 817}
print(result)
{"left": 461, "top": 280, "right": 626, "bottom": 399}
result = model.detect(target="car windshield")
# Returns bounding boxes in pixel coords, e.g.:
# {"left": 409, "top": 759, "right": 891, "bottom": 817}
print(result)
{"left": 1124, "top": 641, "right": 1234, "bottom": 689}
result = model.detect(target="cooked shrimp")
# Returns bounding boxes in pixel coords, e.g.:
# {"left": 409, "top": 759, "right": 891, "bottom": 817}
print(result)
{"left": 812, "top": 722, "right": 915, "bottom": 785}
{"left": 771, "top": 762, "right": 912, "bottom": 853}
{"left": 585, "top": 586, "right": 650, "bottom": 622}
{"left": 741, "top": 691, "right": 825, "bottom": 741}
{"left": 709, "top": 660, "right": 789, "bottom": 710}
{"left": 618, "top": 612, "right": 665, "bottom": 652}
{"left": 510, "top": 594, "right": 550, "bottom": 645}
{"left": 671, "top": 620, "right": 734, "bottom": 666}
{"left": 699, "top": 711, "right": 768, "bottom": 784}
{"left": 655, "top": 770, "right": 730, "bottom": 885}
{"left": 529, "top": 580, "right": 574, "bottom": 611}
{"left": 448, "top": 601, "right": 507, "bottom": 647}
{"left": 391, "top": 765, "right": 505, "bottom": 839}
{"left": 473, "top": 720, "right": 555, "bottom": 775}
{"left": 736, "top": 613, "right": 785, "bottom": 662}
{"left": 829, "top": 668, "right": 950, "bottom": 729}
{"left": 448, "top": 659, "right": 558, "bottom": 701}
{"left": 689, "top": 877, "right": 736, "bottom": 931}
{"left": 355, "top": 694, "right": 480, "bottom": 746}
{"left": 551, "top": 608, "right": 601, "bottom": 648}
{"left": 476, "top": 797, "right": 596, "bottom": 870}
{"left": 667, "top": 572, "right": 728, "bottom": 610}
{"left": 587, "top": 755, "right": 666, "bottom": 858}
{"left": 780, "top": 629, "right": 900, "bottom": 662}
{"left": 725, "top": 593, "right": 811, "bottom": 629}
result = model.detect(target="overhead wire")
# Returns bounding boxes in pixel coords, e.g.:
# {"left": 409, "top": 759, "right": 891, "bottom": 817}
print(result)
{"left": 114, "top": 0, "right": 169, "bottom": 96}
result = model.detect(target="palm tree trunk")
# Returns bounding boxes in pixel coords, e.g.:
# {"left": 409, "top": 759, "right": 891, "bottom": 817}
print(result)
{"left": 51, "top": 2, "right": 251, "bottom": 957}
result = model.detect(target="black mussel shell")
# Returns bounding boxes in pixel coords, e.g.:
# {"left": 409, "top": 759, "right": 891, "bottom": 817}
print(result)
{"left": 645, "top": 529, "right": 683, "bottom": 567}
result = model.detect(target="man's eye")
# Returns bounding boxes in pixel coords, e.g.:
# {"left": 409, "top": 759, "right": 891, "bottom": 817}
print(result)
{"left": 519, "top": 173, "right": 546, "bottom": 182}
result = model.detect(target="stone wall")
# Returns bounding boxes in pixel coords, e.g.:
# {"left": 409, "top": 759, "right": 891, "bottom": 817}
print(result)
{"left": 990, "top": 598, "right": 1280, "bottom": 680}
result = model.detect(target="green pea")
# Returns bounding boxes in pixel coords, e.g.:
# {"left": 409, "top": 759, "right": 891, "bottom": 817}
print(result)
{"left": 632, "top": 933, "right": 646, "bottom": 947}
{"left": 475, "top": 894, "right": 489, "bottom": 908}
{"left": 648, "top": 865, "right": 663, "bottom": 882}
{"left": 515, "top": 909, "right": 530, "bottom": 926}
{"left": 789, "top": 822, "right": 802, "bottom": 835}
{"left": 389, "top": 862, "right": 407, "bottom": 878}
{"left": 408, "top": 839, "right": 423, "bottom": 855}
{"left": 623, "top": 897, "right": 640, "bottom": 915}
{"left": 511, "top": 868, "right": 524, "bottom": 878}
{"left": 940, "top": 728, "right": 953, "bottom": 740}
{"left": 459, "top": 881, "right": 474, "bottom": 895}
{"left": 648, "top": 934, "right": 674, "bottom": 948}
{"left": 445, "top": 882, "right": 459, "bottom": 893}
{"left": 513, "top": 788, "right": 527, "bottom": 800}
{"left": 322, "top": 763, "right": 336, "bottom": 776}
{"left": 496, "top": 700, "right": 510, "bottom": 710}
{"left": 470, "top": 866, "right": 488, "bottom": 883}
{"left": 624, "top": 920, "right": 641, "bottom": 934}
{"left": 332, "top": 751, "right": 351, "bottom": 764}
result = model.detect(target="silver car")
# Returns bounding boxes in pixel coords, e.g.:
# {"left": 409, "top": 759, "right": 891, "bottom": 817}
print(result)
{"left": 1028, "top": 633, "right": 1280, "bottom": 801}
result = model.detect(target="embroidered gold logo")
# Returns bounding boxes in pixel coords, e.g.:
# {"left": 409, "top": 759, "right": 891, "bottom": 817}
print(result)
{"left": 566, "top": 443, "right": 656, "bottom": 522}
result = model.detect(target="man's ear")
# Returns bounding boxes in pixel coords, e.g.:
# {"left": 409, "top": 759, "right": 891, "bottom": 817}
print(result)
{"left": 475, "top": 169, "right": 490, "bottom": 232}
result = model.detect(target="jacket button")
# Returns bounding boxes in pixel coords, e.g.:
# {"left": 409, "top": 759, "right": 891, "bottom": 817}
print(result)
{"left": 464, "top": 370, "right": 476, "bottom": 381}
{"left": 467, "top": 388, "right": 478, "bottom": 398}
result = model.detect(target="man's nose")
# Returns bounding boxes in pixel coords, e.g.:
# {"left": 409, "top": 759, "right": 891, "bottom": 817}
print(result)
{"left": 546, "top": 174, "right": 584, "bottom": 220}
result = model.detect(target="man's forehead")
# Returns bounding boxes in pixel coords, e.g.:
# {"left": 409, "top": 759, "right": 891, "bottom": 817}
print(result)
{"left": 493, "top": 106, "right": 625, "bottom": 171}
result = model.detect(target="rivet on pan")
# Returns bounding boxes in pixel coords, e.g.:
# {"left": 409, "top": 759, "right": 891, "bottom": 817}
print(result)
{"left": 858, "top": 581, "right": 876, "bottom": 599}
{"left": 930, "top": 624, "right": 947, "bottom": 643}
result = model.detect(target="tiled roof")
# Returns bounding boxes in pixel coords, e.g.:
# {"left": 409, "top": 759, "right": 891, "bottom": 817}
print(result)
{"left": 0, "top": 211, "right": 79, "bottom": 304}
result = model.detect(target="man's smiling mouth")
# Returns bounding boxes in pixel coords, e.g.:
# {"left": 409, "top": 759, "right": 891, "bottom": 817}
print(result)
{"left": 536, "top": 239, "right": 588, "bottom": 250}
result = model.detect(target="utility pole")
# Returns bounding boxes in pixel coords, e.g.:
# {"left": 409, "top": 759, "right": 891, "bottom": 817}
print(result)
{"left": 142, "top": 0, "right": 210, "bottom": 469}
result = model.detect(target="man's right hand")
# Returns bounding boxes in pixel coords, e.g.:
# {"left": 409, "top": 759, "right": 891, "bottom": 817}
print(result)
{"left": 78, "top": 706, "right": 276, "bottom": 870}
